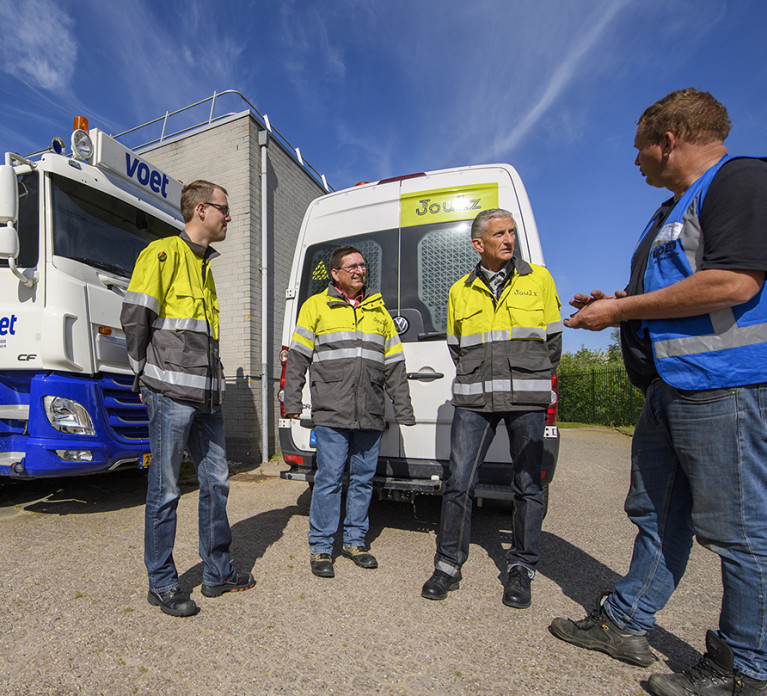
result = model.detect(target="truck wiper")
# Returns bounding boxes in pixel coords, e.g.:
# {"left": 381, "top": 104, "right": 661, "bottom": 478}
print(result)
{"left": 417, "top": 331, "right": 447, "bottom": 341}
{"left": 68, "top": 256, "right": 130, "bottom": 277}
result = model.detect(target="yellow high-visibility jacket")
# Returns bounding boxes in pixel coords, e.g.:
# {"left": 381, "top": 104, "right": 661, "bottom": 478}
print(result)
{"left": 120, "top": 232, "right": 224, "bottom": 409}
{"left": 284, "top": 284, "right": 415, "bottom": 431}
{"left": 448, "top": 259, "right": 562, "bottom": 412}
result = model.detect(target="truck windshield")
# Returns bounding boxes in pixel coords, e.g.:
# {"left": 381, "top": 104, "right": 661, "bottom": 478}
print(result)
{"left": 51, "top": 173, "right": 180, "bottom": 278}
{"left": 298, "top": 221, "right": 478, "bottom": 342}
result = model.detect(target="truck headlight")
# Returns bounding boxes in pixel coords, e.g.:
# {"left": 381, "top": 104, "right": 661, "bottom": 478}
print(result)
{"left": 43, "top": 396, "right": 96, "bottom": 435}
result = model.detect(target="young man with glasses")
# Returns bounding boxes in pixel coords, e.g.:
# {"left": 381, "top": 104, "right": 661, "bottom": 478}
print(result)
{"left": 121, "top": 180, "right": 255, "bottom": 617}
{"left": 283, "top": 245, "right": 415, "bottom": 578}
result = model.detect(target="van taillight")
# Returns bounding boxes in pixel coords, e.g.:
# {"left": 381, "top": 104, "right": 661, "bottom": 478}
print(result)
{"left": 547, "top": 373, "right": 559, "bottom": 426}
{"left": 279, "top": 346, "right": 289, "bottom": 417}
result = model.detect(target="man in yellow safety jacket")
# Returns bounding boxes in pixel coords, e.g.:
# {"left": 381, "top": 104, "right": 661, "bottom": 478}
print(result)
{"left": 421, "top": 208, "right": 561, "bottom": 609}
{"left": 284, "top": 245, "right": 415, "bottom": 578}
{"left": 121, "top": 180, "right": 254, "bottom": 617}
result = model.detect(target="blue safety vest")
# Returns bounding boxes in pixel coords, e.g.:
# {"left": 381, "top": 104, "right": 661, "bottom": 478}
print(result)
{"left": 641, "top": 155, "right": 767, "bottom": 389}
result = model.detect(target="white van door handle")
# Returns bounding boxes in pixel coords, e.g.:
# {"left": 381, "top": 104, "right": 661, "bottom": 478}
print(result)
{"left": 407, "top": 370, "right": 445, "bottom": 381}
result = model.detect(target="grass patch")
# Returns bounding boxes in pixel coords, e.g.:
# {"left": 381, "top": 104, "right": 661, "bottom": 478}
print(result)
{"left": 558, "top": 421, "right": 635, "bottom": 437}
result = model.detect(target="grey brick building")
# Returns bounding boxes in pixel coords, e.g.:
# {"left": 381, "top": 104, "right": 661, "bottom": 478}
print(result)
{"left": 125, "top": 95, "right": 327, "bottom": 465}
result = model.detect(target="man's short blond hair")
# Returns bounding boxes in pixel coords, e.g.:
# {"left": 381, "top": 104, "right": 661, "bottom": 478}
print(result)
{"left": 637, "top": 88, "right": 731, "bottom": 145}
{"left": 180, "top": 180, "right": 228, "bottom": 223}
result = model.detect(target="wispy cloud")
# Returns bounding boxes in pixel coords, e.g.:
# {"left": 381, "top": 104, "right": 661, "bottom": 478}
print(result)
{"left": 0, "top": 0, "right": 77, "bottom": 90}
{"left": 277, "top": 0, "right": 350, "bottom": 117}
{"left": 479, "top": 0, "right": 628, "bottom": 160}
{"left": 81, "top": 0, "right": 246, "bottom": 129}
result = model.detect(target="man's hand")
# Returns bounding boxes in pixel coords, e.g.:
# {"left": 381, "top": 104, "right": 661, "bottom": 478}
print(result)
{"left": 569, "top": 289, "right": 627, "bottom": 310}
{"left": 565, "top": 298, "right": 624, "bottom": 331}
{"left": 285, "top": 413, "right": 301, "bottom": 420}
{"left": 565, "top": 290, "right": 627, "bottom": 331}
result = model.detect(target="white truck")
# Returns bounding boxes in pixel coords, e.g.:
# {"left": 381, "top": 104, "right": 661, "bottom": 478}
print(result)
{"left": 278, "top": 164, "right": 560, "bottom": 506}
{"left": 0, "top": 118, "right": 183, "bottom": 477}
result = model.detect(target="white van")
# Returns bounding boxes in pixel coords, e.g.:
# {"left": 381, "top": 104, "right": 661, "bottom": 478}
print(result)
{"left": 278, "top": 163, "right": 560, "bottom": 505}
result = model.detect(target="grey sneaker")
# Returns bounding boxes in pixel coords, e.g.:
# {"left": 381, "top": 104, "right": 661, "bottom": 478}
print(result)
{"left": 549, "top": 594, "right": 656, "bottom": 667}
{"left": 648, "top": 630, "right": 767, "bottom": 695}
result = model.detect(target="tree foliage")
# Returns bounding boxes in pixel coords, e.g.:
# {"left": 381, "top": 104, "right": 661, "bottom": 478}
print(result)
{"left": 558, "top": 329, "right": 642, "bottom": 425}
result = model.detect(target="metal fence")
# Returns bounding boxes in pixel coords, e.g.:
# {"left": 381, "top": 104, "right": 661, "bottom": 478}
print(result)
{"left": 558, "top": 366, "right": 644, "bottom": 426}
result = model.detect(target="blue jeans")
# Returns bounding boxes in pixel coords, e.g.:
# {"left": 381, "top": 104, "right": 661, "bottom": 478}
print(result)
{"left": 435, "top": 407, "right": 546, "bottom": 577}
{"left": 603, "top": 379, "right": 767, "bottom": 680}
{"left": 308, "top": 426, "right": 382, "bottom": 554}
{"left": 142, "top": 389, "right": 235, "bottom": 593}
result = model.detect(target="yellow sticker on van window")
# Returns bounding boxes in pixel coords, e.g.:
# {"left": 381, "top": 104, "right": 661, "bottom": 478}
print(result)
{"left": 400, "top": 183, "right": 499, "bottom": 228}
{"left": 312, "top": 260, "right": 330, "bottom": 281}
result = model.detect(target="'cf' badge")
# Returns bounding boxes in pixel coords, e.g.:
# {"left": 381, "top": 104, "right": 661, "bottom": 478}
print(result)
{"left": 393, "top": 316, "right": 409, "bottom": 335}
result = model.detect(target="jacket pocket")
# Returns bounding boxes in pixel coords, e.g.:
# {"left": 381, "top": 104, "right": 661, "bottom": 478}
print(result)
{"left": 309, "top": 362, "right": 345, "bottom": 418}
{"left": 366, "top": 363, "right": 386, "bottom": 416}
{"left": 452, "top": 358, "right": 485, "bottom": 408}
{"left": 506, "top": 297, "right": 545, "bottom": 334}
{"left": 508, "top": 354, "right": 551, "bottom": 408}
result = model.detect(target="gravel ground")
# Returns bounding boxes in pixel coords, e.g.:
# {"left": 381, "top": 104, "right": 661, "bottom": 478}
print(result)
{"left": 0, "top": 428, "right": 721, "bottom": 695}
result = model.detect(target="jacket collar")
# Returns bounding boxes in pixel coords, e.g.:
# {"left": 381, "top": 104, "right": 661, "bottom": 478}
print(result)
{"left": 180, "top": 230, "right": 220, "bottom": 261}
{"left": 327, "top": 282, "right": 379, "bottom": 305}
{"left": 465, "top": 257, "right": 531, "bottom": 285}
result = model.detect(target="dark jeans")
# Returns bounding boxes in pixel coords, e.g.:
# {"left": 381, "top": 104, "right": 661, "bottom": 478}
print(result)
{"left": 142, "top": 389, "right": 235, "bottom": 593}
{"left": 434, "top": 407, "right": 546, "bottom": 577}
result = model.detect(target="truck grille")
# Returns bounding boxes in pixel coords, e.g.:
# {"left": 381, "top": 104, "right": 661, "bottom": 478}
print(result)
{"left": 99, "top": 374, "right": 149, "bottom": 442}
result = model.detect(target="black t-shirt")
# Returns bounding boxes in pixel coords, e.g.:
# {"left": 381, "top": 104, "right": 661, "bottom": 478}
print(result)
{"left": 621, "top": 157, "right": 767, "bottom": 391}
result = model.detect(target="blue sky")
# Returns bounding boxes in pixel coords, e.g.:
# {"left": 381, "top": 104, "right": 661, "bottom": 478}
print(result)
{"left": 1, "top": 0, "right": 766, "bottom": 354}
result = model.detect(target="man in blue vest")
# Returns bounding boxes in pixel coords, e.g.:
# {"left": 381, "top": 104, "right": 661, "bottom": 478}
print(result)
{"left": 549, "top": 89, "right": 767, "bottom": 695}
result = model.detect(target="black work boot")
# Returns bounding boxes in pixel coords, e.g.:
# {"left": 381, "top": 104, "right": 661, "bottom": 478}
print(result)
{"left": 648, "top": 630, "right": 767, "bottom": 695}
{"left": 421, "top": 569, "right": 461, "bottom": 600}
{"left": 549, "top": 594, "right": 655, "bottom": 667}
{"left": 503, "top": 565, "right": 532, "bottom": 609}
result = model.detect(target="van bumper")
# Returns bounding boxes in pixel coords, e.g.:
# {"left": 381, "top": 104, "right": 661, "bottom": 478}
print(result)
{"left": 279, "top": 424, "right": 560, "bottom": 500}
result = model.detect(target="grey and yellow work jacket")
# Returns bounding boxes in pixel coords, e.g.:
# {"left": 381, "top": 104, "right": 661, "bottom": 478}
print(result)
{"left": 120, "top": 232, "right": 224, "bottom": 410}
{"left": 283, "top": 284, "right": 415, "bottom": 431}
{"left": 448, "top": 259, "right": 562, "bottom": 412}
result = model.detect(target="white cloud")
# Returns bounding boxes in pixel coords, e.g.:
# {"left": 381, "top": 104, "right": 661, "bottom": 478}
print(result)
{"left": 481, "top": 0, "right": 628, "bottom": 159}
{"left": 0, "top": 0, "right": 78, "bottom": 90}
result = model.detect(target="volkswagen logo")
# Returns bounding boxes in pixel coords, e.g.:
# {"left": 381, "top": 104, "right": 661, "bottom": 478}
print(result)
{"left": 393, "top": 316, "right": 409, "bottom": 335}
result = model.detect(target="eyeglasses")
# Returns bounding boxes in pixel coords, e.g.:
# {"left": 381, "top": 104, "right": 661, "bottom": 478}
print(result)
{"left": 337, "top": 263, "right": 367, "bottom": 273}
{"left": 203, "top": 202, "right": 230, "bottom": 216}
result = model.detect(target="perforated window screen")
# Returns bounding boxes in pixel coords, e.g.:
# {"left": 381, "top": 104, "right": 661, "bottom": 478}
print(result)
{"left": 302, "top": 237, "right": 388, "bottom": 302}
{"left": 416, "top": 226, "right": 475, "bottom": 332}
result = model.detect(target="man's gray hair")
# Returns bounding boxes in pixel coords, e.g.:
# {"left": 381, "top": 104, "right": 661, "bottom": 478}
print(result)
{"left": 471, "top": 208, "right": 515, "bottom": 239}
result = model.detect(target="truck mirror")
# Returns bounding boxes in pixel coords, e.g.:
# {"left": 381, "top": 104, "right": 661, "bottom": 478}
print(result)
{"left": 0, "top": 163, "right": 18, "bottom": 226}
{"left": 0, "top": 223, "right": 20, "bottom": 259}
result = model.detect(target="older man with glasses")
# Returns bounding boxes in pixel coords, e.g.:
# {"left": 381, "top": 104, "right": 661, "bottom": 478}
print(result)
{"left": 283, "top": 245, "right": 415, "bottom": 578}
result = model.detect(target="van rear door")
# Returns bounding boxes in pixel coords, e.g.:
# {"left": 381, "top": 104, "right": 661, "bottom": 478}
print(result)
{"left": 286, "top": 164, "right": 549, "bottom": 477}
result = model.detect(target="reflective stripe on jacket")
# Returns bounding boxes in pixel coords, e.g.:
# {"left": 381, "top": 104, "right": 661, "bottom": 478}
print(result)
{"left": 120, "top": 233, "right": 225, "bottom": 408}
{"left": 448, "top": 259, "right": 562, "bottom": 412}
{"left": 283, "top": 284, "right": 415, "bottom": 431}
{"left": 642, "top": 155, "right": 767, "bottom": 389}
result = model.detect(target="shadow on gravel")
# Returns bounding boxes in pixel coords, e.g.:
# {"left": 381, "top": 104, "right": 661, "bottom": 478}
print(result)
{"left": 177, "top": 487, "right": 313, "bottom": 591}
{"left": 0, "top": 468, "right": 150, "bottom": 516}
{"left": 539, "top": 531, "right": 702, "bottom": 672}
{"left": 363, "top": 495, "right": 701, "bottom": 673}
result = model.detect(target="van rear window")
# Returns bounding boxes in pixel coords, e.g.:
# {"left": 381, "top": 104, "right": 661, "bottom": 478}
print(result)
{"left": 298, "top": 221, "right": 478, "bottom": 342}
